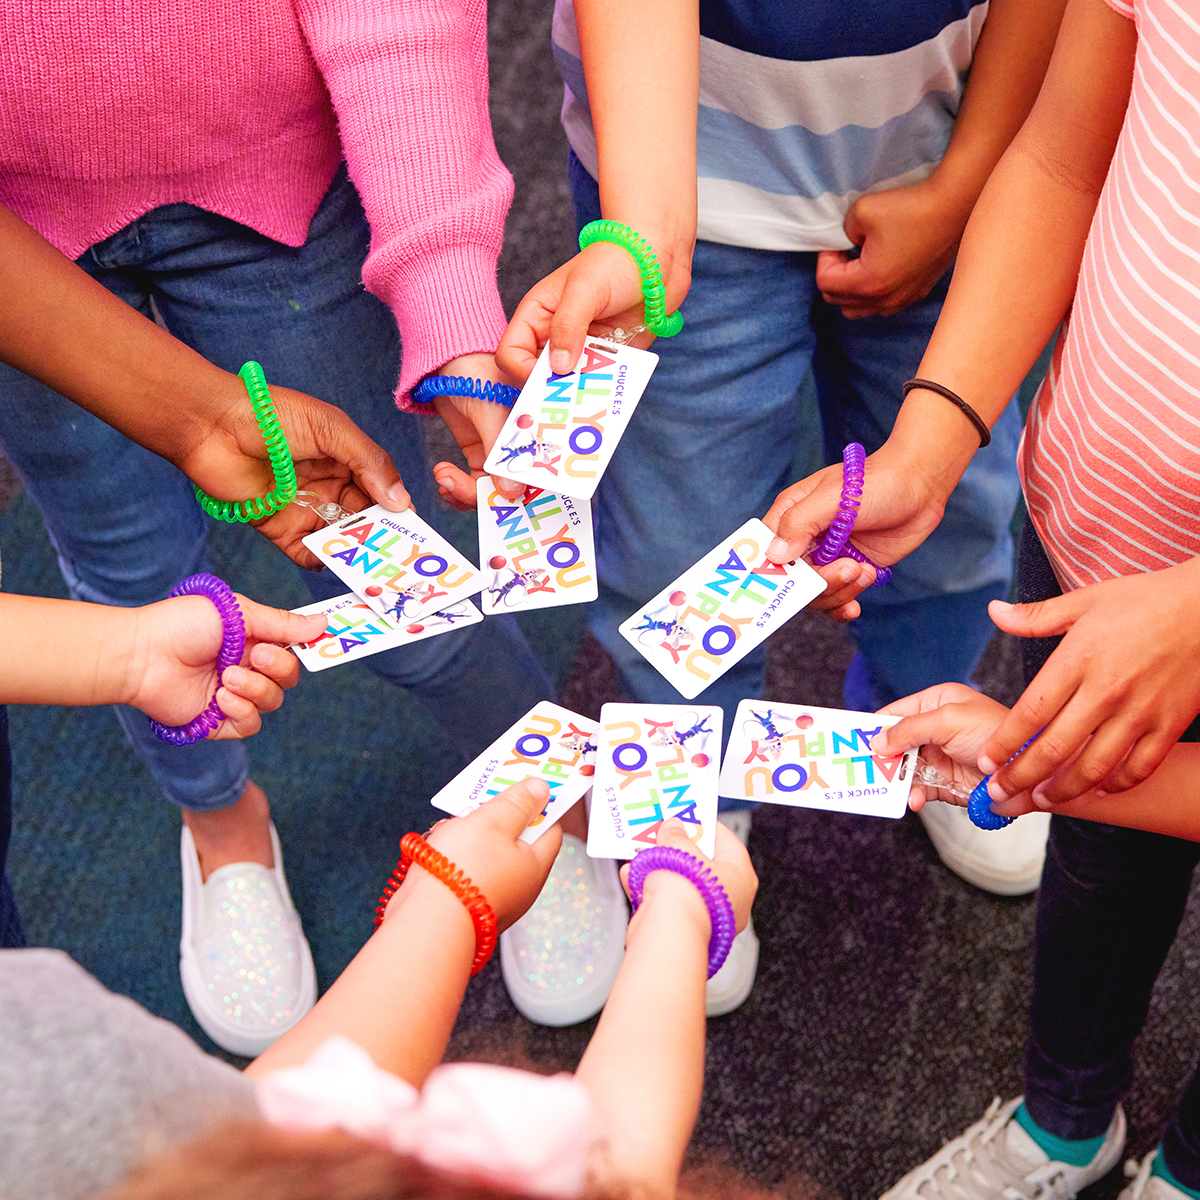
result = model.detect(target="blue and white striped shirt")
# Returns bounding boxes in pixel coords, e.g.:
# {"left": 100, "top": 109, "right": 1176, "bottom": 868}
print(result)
{"left": 552, "top": 0, "right": 988, "bottom": 251}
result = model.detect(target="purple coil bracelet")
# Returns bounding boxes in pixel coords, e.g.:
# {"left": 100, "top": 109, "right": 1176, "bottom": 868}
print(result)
{"left": 627, "top": 845, "right": 738, "bottom": 979}
{"left": 149, "top": 574, "right": 246, "bottom": 746}
{"left": 810, "top": 443, "right": 892, "bottom": 587}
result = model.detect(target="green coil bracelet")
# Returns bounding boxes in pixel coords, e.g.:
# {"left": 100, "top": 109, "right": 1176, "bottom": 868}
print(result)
{"left": 194, "top": 362, "right": 298, "bottom": 523}
{"left": 577, "top": 220, "right": 683, "bottom": 338}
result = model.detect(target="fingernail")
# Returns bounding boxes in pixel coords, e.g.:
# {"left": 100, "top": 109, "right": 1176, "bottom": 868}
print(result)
{"left": 549, "top": 349, "right": 572, "bottom": 375}
{"left": 987, "top": 779, "right": 1010, "bottom": 804}
{"left": 979, "top": 756, "right": 998, "bottom": 774}
{"left": 869, "top": 735, "right": 888, "bottom": 754}
{"left": 224, "top": 666, "right": 246, "bottom": 686}
{"left": 386, "top": 483, "right": 410, "bottom": 510}
{"left": 990, "top": 600, "right": 1013, "bottom": 612}
{"left": 1032, "top": 784, "right": 1053, "bottom": 810}
{"left": 1094, "top": 789, "right": 1109, "bottom": 800}
{"left": 767, "top": 537, "right": 789, "bottom": 562}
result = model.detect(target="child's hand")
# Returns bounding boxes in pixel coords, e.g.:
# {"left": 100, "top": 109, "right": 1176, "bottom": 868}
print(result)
{"left": 428, "top": 352, "right": 527, "bottom": 508}
{"left": 620, "top": 818, "right": 758, "bottom": 936}
{"left": 762, "top": 440, "right": 952, "bottom": 620}
{"left": 873, "top": 684, "right": 1039, "bottom": 815}
{"left": 815, "top": 179, "right": 964, "bottom": 320}
{"left": 128, "top": 595, "right": 325, "bottom": 739}
{"left": 183, "top": 383, "right": 409, "bottom": 571}
{"left": 982, "top": 557, "right": 1200, "bottom": 808}
{"left": 497, "top": 241, "right": 690, "bottom": 383}
{"left": 421, "top": 778, "right": 563, "bottom": 931}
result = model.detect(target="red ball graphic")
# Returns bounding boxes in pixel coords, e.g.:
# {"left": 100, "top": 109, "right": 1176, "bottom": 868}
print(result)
{"left": 580, "top": 764, "right": 595, "bottom": 777}
{"left": 669, "top": 590, "right": 687, "bottom": 607}
{"left": 364, "top": 585, "right": 383, "bottom": 597}
{"left": 516, "top": 413, "right": 534, "bottom": 429}
{"left": 405, "top": 624, "right": 425, "bottom": 634}
{"left": 795, "top": 714, "right": 814, "bottom": 729}
{"left": 690, "top": 753, "right": 709, "bottom": 768}
{"left": 488, "top": 555, "right": 507, "bottom": 569}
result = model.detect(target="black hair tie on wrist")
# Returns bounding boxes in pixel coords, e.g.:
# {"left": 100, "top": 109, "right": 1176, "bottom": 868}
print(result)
{"left": 902, "top": 378, "right": 991, "bottom": 448}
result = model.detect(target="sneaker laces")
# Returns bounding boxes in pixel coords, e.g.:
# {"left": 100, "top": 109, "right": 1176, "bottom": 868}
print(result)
{"left": 1122, "top": 1152, "right": 1157, "bottom": 1200}
{"left": 912, "top": 1100, "right": 1069, "bottom": 1200}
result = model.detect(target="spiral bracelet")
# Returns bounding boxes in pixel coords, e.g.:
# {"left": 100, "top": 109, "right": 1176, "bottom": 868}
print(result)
{"left": 578, "top": 220, "right": 683, "bottom": 338}
{"left": 627, "top": 846, "right": 737, "bottom": 978}
{"left": 149, "top": 575, "right": 246, "bottom": 746}
{"left": 811, "top": 443, "right": 891, "bottom": 587}
{"left": 411, "top": 374, "right": 520, "bottom": 407}
{"left": 966, "top": 735, "right": 1040, "bottom": 830}
{"left": 194, "top": 362, "right": 298, "bottom": 523}
{"left": 375, "top": 832, "right": 498, "bottom": 975}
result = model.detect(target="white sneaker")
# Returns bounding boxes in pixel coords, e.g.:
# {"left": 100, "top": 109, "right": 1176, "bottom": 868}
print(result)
{"left": 919, "top": 803, "right": 1051, "bottom": 896}
{"left": 706, "top": 810, "right": 759, "bottom": 1017}
{"left": 1119, "top": 1150, "right": 1192, "bottom": 1200}
{"left": 500, "top": 834, "right": 627, "bottom": 1026}
{"left": 180, "top": 824, "right": 317, "bottom": 1057}
{"left": 880, "top": 1097, "right": 1125, "bottom": 1200}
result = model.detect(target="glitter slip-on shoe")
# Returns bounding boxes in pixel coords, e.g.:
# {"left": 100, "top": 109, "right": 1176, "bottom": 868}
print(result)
{"left": 500, "top": 834, "right": 628, "bottom": 1027}
{"left": 180, "top": 823, "right": 317, "bottom": 1057}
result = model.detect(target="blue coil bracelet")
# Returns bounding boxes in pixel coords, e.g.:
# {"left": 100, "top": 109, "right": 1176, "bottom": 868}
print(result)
{"left": 810, "top": 443, "right": 892, "bottom": 587}
{"left": 411, "top": 375, "right": 520, "bottom": 407}
{"left": 149, "top": 574, "right": 246, "bottom": 746}
{"left": 626, "top": 845, "right": 737, "bottom": 978}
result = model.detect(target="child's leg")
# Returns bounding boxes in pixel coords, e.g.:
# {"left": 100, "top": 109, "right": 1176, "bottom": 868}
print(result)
{"left": 568, "top": 154, "right": 819, "bottom": 745}
{"left": 811, "top": 271, "right": 1024, "bottom": 708}
{"left": 139, "top": 166, "right": 553, "bottom": 757}
{"left": 1024, "top": 815, "right": 1200, "bottom": 1139}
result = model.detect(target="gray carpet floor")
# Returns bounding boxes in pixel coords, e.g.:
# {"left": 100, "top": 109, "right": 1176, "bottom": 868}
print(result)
{"left": 6, "top": 2, "right": 1200, "bottom": 1197}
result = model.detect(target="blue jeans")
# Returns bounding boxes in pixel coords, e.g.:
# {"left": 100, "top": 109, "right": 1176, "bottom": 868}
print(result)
{"left": 0, "top": 708, "right": 24, "bottom": 948}
{"left": 1019, "top": 524, "right": 1200, "bottom": 1186}
{"left": 0, "top": 165, "right": 552, "bottom": 812}
{"left": 569, "top": 153, "right": 1022, "bottom": 743}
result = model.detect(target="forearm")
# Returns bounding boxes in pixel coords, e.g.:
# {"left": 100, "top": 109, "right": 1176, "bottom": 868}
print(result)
{"left": 888, "top": 0, "right": 1136, "bottom": 492}
{"left": 0, "top": 204, "right": 245, "bottom": 464}
{"left": 245, "top": 877, "right": 474, "bottom": 1085}
{"left": 0, "top": 595, "right": 138, "bottom": 707}
{"left": 576, "top": 0, "right": 699, "bottom": 288}
{"left": 575, "top": 876, "right": 708, "bottom": 1198}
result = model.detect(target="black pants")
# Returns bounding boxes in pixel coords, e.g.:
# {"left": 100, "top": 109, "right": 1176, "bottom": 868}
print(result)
{"left": 0, "top": 707, "right": 25, "bottom": 948}
{"left": 1019, "top": 522, "right": 1200, "bottom": 1181}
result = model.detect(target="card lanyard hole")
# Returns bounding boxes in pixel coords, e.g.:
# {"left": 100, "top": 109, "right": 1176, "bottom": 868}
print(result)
{"left": 294, "top": 490, "right": 355, "bottom": 525}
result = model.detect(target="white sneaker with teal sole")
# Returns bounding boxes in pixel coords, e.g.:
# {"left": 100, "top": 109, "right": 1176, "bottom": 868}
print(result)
{"left": 180, "top": 823, "right": 316, "bottom": 1057}
{"left": 706, "top": 810, "right": 759, "bottom": 1017}
{"left": 880, "top": 1097, "right": 1125, "bottom": 1200}
{"left": 919, "top": 803, "right": 1051, "bottom": 896}
{"left": 500, "top": 833, "right": 628, "bottom": 1026}
{"left": 1119, "top": 1151, "right": 1191, "bottom": 1200}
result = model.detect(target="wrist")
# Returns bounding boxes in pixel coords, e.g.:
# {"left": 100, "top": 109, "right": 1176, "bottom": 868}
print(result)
{"left": 886, "top": 390, "right": 987, "bottom": 500}
{"left": 626, "top": 869, "right": 711, "bottom": 947}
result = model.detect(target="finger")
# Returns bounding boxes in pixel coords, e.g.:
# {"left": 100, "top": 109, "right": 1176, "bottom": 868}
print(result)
{"left": 990, "top": 790, "right": 1040, "bottom": 818}
{"left": 655, "top": 816, "right": 706, "bottom": 860}
{"left": 247, "top": 641, "right": 303, "bottom": 689}
{"left": 548, "top": 271, "right": 611, "bottom": 376}
{"left": 868, "top": 707, "right": 967, "bottom": 758}
{"left": 1030, "top": 713, "right": 1155, "bottom": 806}
{"left": 765, "top": 467, "right": 845, "bottom": 562}
{"left": 988, "top": 594, "right": 1089, "bottom": 641}
{"left": 804, "top": 560, "right": 873, "bottom": 613}
{"left": 219, "top": 664, "right": 285, "bottom": 714}
{"left": 980, "top": 657, "right": 1081, "bottom": 774}
{"left": 432, "top": 462, "right": 480, "bottom": 511}
{"left": 498, "top": 291, "right": 557, "bottom": 382}
{"left": 1099, "top": 727, "right": 1179, "bottom": 796}
{"left": 986, "top": 694, "right": 1098, "bottom": 802}
{"left": 208, "top": 687, "right": 263, "bottom": 740}
{"left": 814, "top": 249, "right": 858, "bottom": 297}
{"left": 237, "top": 597, "right": 327, "bottom": 648}
{"left": 825, "top": 598, "right": 862, "bottom": 622}
{"left": 481, "top": 777, "right": 554, "bottom": 838}
{"left": 877, "top": 683, "right": 981, "bottom": 724}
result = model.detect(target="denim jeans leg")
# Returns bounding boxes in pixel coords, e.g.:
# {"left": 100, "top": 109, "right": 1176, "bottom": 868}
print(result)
{"left": 0, "top": 707, "right": 25, "bottom": 948}
{"left": 113, "top": 167, "right": 552, "bottom": 762}
{"left": 569, "top": 155, "right": 819, "bottom": 794}
{"left": 0, "top": 354, "right": 249, "bottom": 813}
{"left": 811, "top": 275, "right": 1022, "bottom": 706}
{"left": 1023, "top": 814, "right": 1200, "bottom": 1140}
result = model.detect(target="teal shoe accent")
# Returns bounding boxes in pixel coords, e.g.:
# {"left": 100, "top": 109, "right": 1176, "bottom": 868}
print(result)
{"left": 1015, "top": 1102, "right": 1108, "bottom": 1168}
{"left": 1154, "top": 1149, "right": 1200, "bottom": 1199}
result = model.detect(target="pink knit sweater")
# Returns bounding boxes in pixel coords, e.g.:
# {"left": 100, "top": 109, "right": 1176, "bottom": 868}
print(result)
{"left": 0, "top": 0, "right": 513, "bottom": 407}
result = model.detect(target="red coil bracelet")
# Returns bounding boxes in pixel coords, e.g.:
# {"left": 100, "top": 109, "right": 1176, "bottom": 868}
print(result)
{"left": 374, "top": 832, "right": 498, "bottom": 975}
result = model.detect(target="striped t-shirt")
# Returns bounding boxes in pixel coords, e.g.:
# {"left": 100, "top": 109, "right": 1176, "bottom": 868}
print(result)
{"left": 551, "top": 0, "right": 988, "bottom": 251}
{"left": 1019, "top": 0, "right": 1200, "bottom": 590}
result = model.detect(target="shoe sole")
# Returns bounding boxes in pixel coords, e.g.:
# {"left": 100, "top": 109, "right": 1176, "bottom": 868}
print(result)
{"left": 705, "top": 928, "right": 759, "bottom": 1017}
{"left": 919, "top": 808, "right": 1047, "bottom": 896}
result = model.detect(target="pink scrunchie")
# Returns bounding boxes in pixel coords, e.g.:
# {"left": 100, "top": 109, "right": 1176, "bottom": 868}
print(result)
{"left": 255, "top": 1036, "right": 592, "bottom": 1199}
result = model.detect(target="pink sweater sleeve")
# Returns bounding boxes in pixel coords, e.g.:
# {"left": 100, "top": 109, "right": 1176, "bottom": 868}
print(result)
{"left": 296, "top": 0, "right": 513, "bottom": 410}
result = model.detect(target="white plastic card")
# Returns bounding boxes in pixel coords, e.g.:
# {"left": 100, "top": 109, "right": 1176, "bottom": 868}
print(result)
{"left": 429, "top": 701, "right": 598, "bottom": 844}
{"left": 482, "top": 338, "right": 658, "bottom": 500}
{"left": 289, "top": 594, "right": 482, "bottom": 672}
{"left": 718, "top": 700, "right": 917, "bottom": 819}
{"left": 301, "top": 504, "right": 482, "bottom": 623}
{"left": 618, "top": 519, "right": 825, "bottom": 700}
{"left": 587, "top": 703, "right": 721, "bottom": 859}
{"left": 476, "top": 479, "right": 597, "bottom": 614}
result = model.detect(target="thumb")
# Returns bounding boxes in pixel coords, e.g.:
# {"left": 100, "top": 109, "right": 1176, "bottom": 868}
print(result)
{"left": 237, "top": 596, "right": 328, "bottom": 646}
{"left": 654, "top": 816, "right": 704, "bottom": 857}
{"left": 989, "top": 593, "right": 1089, "bottom": 640}
{"left": 815, "top": 249, "right": 858, "bottom": 292}
{"left": 484, "top": 776, "right": 553, "bottom": 838}
{"left": 763, "top": 467, "right": 845, "bottom": 562}
{"left": 869, "top": 710, "right": 953, "bottom": 758}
